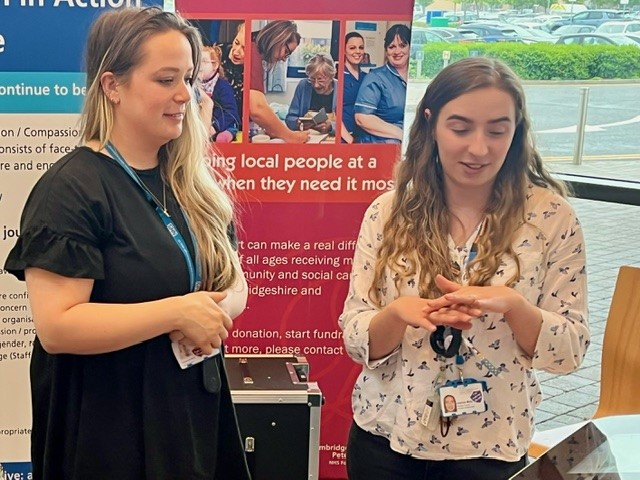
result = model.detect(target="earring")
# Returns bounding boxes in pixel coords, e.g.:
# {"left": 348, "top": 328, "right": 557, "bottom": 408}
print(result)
{"left": 424, "top": 108, "right": 432, "bottom": 121}
{"left": 109, "top": 95, "right": 119, "bottom": 105}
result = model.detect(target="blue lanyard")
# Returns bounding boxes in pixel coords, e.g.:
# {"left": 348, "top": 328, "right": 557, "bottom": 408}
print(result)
{"left": 105, "top": 142, "right": 202, "bottom": 292}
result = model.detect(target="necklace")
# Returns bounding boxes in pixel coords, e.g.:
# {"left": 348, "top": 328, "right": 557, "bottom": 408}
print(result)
{"left": 137, "top": 173, "right": 169, "bottom": 217}
{"left": 101, "top": 143, "right": 169, "bottom": 216}
{"left": 150, "top": 180, "right": 169, "bottom": 217}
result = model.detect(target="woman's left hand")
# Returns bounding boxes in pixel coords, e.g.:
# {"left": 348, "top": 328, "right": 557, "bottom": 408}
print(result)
{"left": 425, "top": 275, "right": 524, "bottom": 321}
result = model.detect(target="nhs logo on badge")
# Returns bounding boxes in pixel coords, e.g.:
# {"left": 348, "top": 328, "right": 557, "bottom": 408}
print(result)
{"left": 167, "top": 223, "right": 179, "bottom": 237}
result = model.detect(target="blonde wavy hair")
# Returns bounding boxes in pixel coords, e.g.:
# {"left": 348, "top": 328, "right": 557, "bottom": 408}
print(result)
{"left": 80, "top": 7, "right": 239, "bottom": 291}
{"left": 370, "top": 58, "right": 568, "bottom": 306}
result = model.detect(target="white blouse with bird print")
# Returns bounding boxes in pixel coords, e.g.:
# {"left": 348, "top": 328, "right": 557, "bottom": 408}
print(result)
{"left": 339, "top": 185, "right": 590, "bottom": 462}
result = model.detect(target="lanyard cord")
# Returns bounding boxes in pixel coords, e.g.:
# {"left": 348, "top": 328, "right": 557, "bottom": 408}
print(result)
{"left": 431, "top": 222, "right": 483, "bottom": 359}
{"left": 105, "top": 142, "right": 202, "bottom": 292}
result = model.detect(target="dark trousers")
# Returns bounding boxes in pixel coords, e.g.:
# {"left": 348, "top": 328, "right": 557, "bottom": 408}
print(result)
{"left": 347, "top": 422, "right": 527, "bottom": 480}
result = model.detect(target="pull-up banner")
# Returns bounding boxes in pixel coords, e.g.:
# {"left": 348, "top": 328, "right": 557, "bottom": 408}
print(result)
{"left": 0, "top": 0, "right": 414, "bottom": 478}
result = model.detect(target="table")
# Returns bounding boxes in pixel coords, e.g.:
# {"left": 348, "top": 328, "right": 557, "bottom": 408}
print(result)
{"left": 511, "top": 415, "right": 640, "bottom": 479}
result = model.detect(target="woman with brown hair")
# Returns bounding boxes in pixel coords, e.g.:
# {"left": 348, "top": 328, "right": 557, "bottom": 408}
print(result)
{"left": 354, "top": 24, "right": 410, "bottom": 144}
{"left": 340, "top": 57, "right": 589, "bottom": 479}
{"left": 249, "top": 20, "right": 309, "bottom": 143}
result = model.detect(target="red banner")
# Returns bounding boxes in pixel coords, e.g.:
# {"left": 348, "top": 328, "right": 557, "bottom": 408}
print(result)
{"left": 177, "top": 2, "right": 414, "bottom": 477}
{"left": 211, "top": 144, "right": 398, "bottom": 203}
{"left": 177, "top": 0, "right": 412, "bottom": 16}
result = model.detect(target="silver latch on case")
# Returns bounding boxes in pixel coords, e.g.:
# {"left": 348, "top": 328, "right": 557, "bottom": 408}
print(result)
{"left": 239, "top": 357, "right": 254, "bottom": 385}
{"left": 244, "top": 436, "right": 255, "bottom": 453}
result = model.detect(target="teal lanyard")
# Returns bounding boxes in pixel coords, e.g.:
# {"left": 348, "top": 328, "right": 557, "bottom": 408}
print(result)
{"left": 105, "top": 142, "right": 202, "bottom": 292}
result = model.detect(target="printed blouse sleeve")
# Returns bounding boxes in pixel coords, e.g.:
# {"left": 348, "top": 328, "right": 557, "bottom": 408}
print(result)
{"left": 353, "top": 72, "right": 382, "bottom": 116}
{"left": 4, "top": 159, "right": 108, "bottom": 281}
{"left": 339, "top": 193, "right": 399, "bottom": 369}
{"left": 525, "top": 198, "right": 590, "bottom": 374}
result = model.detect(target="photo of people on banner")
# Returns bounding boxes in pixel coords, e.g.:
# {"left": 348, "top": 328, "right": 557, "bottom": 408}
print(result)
{"left": 248, "top": 19, "right": 338, "bottom": 144}
{"left": 189, "top": 19, "right": 244, "bottom": 143}
{"left": 188, "top": 18, "right": 410, "bottom": 146}
{"left": 342, "top": 21, "right": 411, "bottom": 144}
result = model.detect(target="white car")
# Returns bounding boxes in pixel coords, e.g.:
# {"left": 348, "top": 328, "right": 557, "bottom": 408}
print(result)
{"left": 507, "top": 24, "right": 558, "bottom": 43}
{"left": 553, "top": 24, "right": 597, "bottom": 35}
{"left": 596, "top": 21, "right": 640, "bottom": 34}
{"left": 555, "top": 32, "right": 640, "bottom": 46}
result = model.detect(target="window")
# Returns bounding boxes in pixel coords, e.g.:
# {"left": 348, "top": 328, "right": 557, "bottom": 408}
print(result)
{"left": 283, "top": 21, "right": 338, "bottom": 78}
{"left": 405, "top": 13, "right": 640, "bottom": 190}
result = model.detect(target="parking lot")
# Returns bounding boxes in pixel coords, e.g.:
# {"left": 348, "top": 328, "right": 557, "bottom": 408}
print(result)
{"left": 410, "top": 8, "right": 640, "bottom": 46}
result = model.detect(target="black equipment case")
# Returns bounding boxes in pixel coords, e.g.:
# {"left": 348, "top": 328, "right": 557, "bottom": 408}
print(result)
{"left": 225, "top": 354, "right": 323, "bottom": 480}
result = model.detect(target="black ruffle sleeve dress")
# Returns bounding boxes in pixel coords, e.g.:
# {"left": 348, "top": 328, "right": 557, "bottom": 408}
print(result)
{"left": 4, "top": 147, "right": 250, "bottom": 480}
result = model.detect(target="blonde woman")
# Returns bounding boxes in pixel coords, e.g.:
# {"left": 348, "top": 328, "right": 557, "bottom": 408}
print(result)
{"left": 340, "top": 58, "right": 589, "bottom": 479}
{"left": 219, "top": 21, "right": 245, "bottom": 118}
{"left": 5, "top": 7, "right": 250, "bottom": 479}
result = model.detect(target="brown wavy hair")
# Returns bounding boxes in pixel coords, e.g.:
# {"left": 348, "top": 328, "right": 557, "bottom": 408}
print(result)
{"left": 370, "top": 57, "right": 567, "bottom": 306}
{"left": 255, "top": 20, "right": 301, "bottom": 69}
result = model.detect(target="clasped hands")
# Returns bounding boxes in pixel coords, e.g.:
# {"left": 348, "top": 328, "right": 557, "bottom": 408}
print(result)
{"left": 392, "top": 275, "right": 521, "bottom": 332}
{"left": 169, "top": 291, "right": 232, "bottom": 356}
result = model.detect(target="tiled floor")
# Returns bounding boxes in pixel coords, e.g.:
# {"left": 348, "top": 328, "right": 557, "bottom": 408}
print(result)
{"left": 535, "top": 161, "right": 640, "bottom": 431}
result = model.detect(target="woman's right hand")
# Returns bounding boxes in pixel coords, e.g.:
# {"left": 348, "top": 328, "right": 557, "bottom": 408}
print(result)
{"left": 173, "top": 291, "right": 233, "bottom": 354}
{"left": 368, "top": 295, "right": 481, "bottom": 360}
{"left": 389, "top": 296, "right": 481, "bottom": 332}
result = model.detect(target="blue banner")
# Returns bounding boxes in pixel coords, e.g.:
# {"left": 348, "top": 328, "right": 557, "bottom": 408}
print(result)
{"left": 0, "top": 0, "right": 161, "bottom": 72}
{"left": 0, "top": 461, "right": 31, "bottom": 479}
{"left": 0, "top": 72, "right": 86, "bottom": 113}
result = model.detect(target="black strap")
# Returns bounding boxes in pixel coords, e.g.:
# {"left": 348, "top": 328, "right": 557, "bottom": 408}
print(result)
{"left": 429, "top": 325, "right": 463, "bottom": 358}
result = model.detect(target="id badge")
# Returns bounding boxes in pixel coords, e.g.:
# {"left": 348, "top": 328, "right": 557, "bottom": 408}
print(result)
{"left": 438, "top": 378, "right": 488, "bottom": 418}
{"left": 171, "top": 340, "right": 220, "bottom": 369}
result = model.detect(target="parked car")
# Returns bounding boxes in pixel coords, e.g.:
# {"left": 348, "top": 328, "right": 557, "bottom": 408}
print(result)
{"left": 457, "top": 23, "right": 521, "bottom": 42}
{"left": 624, "top": 34, "right": 640, "bottom": 44}
{"left": 410, "top": 27, "right": 452, "bottom": 56}
{"left": 503, "top": 24, "right": 557, "bottom": 43}
{"left": 596, "top": 21, "right": 640, "bottom": 34}
{"left": 553, "top": 24, "right": 597, "bottom": 35}
{"left": 442, "top": 11, "right": 479, "bottom": 24}
{"left": 545, "top": 10, "right": 627, "bottom": 32}
{"left": 555, "top": 32, "right": 640, "bottom": 46}
{"left": 410, "top": 27, "right": 453, "bottom": 55}
{"left": 410, "top": 26, "right": 483, "bottom": 56}
{"left": 428, "top": 27, "right": 482, "bottom": 42}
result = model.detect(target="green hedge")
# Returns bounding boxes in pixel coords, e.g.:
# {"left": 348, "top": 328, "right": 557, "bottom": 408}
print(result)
{"left": 411, "top": 42, "right": 640, "bottom": 80}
